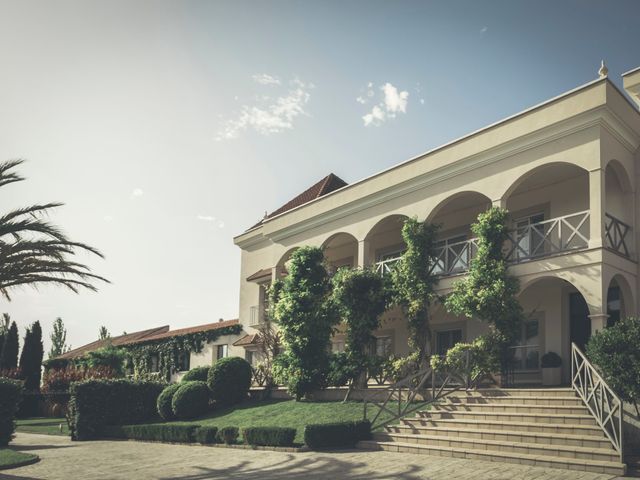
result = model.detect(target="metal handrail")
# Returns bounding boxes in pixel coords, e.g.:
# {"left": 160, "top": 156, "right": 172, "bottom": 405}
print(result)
{"left": 571, "top": 342, "right": 624, "bottom": 461}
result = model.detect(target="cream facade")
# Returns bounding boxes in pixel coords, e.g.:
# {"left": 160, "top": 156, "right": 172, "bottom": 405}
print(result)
{"left": 234, "top": 71, "right": 640, "bottom": 384}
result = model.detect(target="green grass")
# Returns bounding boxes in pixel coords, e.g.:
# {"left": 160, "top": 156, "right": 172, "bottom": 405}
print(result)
{"left": 16, "top": 417, "right": 69, "bottom": 436}
{"left": 0, "top": 449, "right": 39, "bottom": 470}
{"left": 155, "top": 399, "right": 404, "bottom": 444}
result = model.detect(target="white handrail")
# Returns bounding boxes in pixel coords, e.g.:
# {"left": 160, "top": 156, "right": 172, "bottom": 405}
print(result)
{"left": 571, "top": 342, "right": 623, "bottom": 461}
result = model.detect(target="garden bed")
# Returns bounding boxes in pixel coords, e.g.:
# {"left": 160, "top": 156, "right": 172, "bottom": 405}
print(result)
{"left": 0, "top": 449, "right": 39, "bottom": 470}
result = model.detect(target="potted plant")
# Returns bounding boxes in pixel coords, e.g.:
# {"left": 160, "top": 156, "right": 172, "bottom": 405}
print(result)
{"left": 541, "top": 352, "right": 562, "bottom": 386}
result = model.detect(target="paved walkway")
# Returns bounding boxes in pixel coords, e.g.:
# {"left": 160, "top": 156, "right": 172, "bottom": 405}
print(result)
{"left": 0, "top": 433, "right": 626, "bottom": 480}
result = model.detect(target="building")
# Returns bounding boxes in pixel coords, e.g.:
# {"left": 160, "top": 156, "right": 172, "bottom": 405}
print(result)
{"left": 234, "top": 66, "right": 640, "bottom": 385}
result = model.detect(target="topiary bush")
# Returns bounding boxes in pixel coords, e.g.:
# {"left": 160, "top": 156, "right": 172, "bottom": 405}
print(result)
{"left": 171, "top": 381, "right": 210, "bottom": 420}
{"left": 194, "top": 426, "right": 218, "bottom": 444}
{"left": 0, "top": 378, "right": 23, "bottom": 446}
{"left": 207, "top": 357, "right": 252, "bottom": 406}
{"left": 304, "top": 420, "right": 371, "bottom": 450}
{"left": 182, "top": 366, "right": 210, "bottom": 383}
{"left": 243, "top": 426, "right": 296, "bottom": 447}
{"left": 157, "top": 384, "right": 182, "bottom": 420}
{"left": 104, "top": 424, "right": 198, "bottom": 443}
{"left": 216, "top": 426, "right": 239, "bottom": 445}
{"left": 541, "top": 351, "right": 562, "bottom": 368}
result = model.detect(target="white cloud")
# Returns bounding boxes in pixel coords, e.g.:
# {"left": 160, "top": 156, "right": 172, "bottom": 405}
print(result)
{"left": 196, "top": 214, "right": 216, "bottom": 222}
{"left": 420, "top": 98, "right": 425, "bottom": 105}
{"left": 217, "top": 220, "right": 225, "bottom": 229}
{"left": 215, "top": 78, "right": 312, "bottom": 140}
{"left": 480, "top": 26, "right": 488, "bottom": 34}
{"left": 360, "top": 82, "right": 410, "bottom": 127}
{"left": 356, "top": 96, "right": 367, "bottom": 104}
{"left": 103, "top": 215, "right": 114, "bottom": 222}
{"left": 131, "top": 188, "right": 144, "bottom": 198}
{"left": 252, "top": 74, "right": 281, "bottom": 86}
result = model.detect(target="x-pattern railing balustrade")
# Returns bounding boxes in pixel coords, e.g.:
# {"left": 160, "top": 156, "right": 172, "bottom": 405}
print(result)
{"left": 571, "top": 343, "right": 623, "bottom": 461}
{"left": 505, "top": 210, "right": 590, "bottom": 262}
{"left": 374, "top": 256, "right": 402, "bottom": 277}
{"left": 430, "top": 238, "right": 479, "bottom": 276}
{"left": 605, "top": 213, "right": 632, "bottom": 258}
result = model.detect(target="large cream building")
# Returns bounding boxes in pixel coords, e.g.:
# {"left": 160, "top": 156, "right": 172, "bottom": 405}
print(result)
{"left": 234, "top": 66, "right": 640, "bottom": 384}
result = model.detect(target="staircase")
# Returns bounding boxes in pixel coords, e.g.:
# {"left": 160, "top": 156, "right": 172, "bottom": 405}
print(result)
{"left": 358, "top": 387, "right": 626, "bottom": 475}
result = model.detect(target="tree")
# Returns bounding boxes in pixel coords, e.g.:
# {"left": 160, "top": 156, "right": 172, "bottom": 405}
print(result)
{"left": 0, "top": 321, "right": 19, "bottom": 370}
{"left": 331, "top": 268, "right": 389, "bottom": 388}
{"left": 0, "top": 313, "right": 10, "bottom": 362}
{"left": 98, "top": 326, "right": 110, "bottom": 340}
{"left": 253, "top": 281, "right": 283, "bottom": 390}
{"left": 272, "top": 246, "right": 338, "bottom": 400}
{"left": 445, "top": 208, "right": 524, "bottom": 367}
{"left": 48, "top": 317, "right": 69, "bottom": 359}
{"left": 391, "top": 218, "right": 440, "bottom": 365}
{"left": 18, "top": 321, "right": 44, "bottom": 391}
{"left": 0, "top": 159, "right": 108, "bottom": 300}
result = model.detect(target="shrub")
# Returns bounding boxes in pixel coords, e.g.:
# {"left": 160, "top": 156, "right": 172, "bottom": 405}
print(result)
{"left": 105, "top": 424, "right": 198, "bottom": 443}
{"left": 68, "top": 379, "right": 165, "bottom": 440}
{"left": 243, "top": 426, "right": 296, "bottom": 447}
{"left": 81, "top": 346, "right": 127, "bottom": 376}
{"left": 326, "top": 352, "right": 357, "bottom": 387}
{"left": 304, "top": 420, "right": 371, "bottom": 450}
{"left": 216, "top": 426, "right": 239, "bottom": 445}
{"left": 171, "top": 381, "right": 210, "bottom": 420}
{"left": 182, "top": 366, "right": 210, "bottom": 383}
{"left": 194, "top": 426, "right": 218, "bottom": 444}
{"left": 541, "top": 352, "right": 562, "bottom": 368}
{"left": 157, "top": 384, "right": 182, "bottom": 420}
{"left": 0, "top": 378, "right": 23, "bottom": 446}
{"left": 42, "top": 366, "right": 117, "bottom": 393}
{"left": 587, "top": 317, "right": 640, "bottom": 411}
{"left": 207, "top": 357, "right": 252, "bottom": 406}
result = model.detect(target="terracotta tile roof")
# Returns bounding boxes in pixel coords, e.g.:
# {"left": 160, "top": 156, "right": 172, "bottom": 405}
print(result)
{"left": 232, "top": 333, "right": 261, "bottom": 347}
{"left": 130, "top": 319, "right": 240, "bottom": 344}
{"left": 56, "top": 325, "right": 170, "bottom": 359}
{"left": 246, "top": 268, "right": 272, "bottom": 282}
{"left": 248, "top": 173, "right": 347, "bottom": 230}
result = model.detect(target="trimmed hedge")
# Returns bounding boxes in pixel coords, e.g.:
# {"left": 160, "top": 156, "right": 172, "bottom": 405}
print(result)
{"left": 207, "top": 357, "right": 252, "bottom": 406}
{"left": 105, "top": 424, "right": 198, "bottom": 443}
{"left": 182, "top": 366, "right": 210, "bottom": 383}
{"left": 194, "top": 426, "right": 218, "bottom": 444}
{"left": 171, "top": 381, "right": 210, "bottom": 420}
{"left": 243, "top": 426, "right": 296, "bottom": 447}
{"left": 216, "top": 426, "right": 239, "bottom": 445}
{"left": 0, "top": 378, "right": 23, "bottom": 446}
{"left": 68, "top": 379, "right": 165, "bottom": 440}
{"left": 157, "top": 384, "right": 182, "bottom": 420}
{"left": 304, "top": 420, "right": 371, "bottom": 449}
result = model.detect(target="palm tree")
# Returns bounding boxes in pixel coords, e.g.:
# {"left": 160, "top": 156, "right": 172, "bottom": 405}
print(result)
{"left": 0, "top": 159, "right": 108, "bottom": 300}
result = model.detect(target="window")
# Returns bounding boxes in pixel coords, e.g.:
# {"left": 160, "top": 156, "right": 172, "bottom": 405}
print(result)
{"left": 515, "top": 213, "right": 545, "bottom": 259}
{"left": 375, "top": 336, "right": 393, "bottom": 357}
{"left": 245, "top": 350, "right": 256, "bottom": 366}
{"left": 511, "top": 319, "right": 540, "bottom": 370}
{"left": 607, "top": 286, "right": 621, "bottom": 327}
{"left": 177, "top": 352, "right": 190, "bottom": 372}
{"left": 436, "top": 329, "right": 463, "bottom": 356}
{"left": 150, "top": 354, "right": 159, "bottom": 373}
{"left": 216, "top": 344, "right": 228, "bottom": 360}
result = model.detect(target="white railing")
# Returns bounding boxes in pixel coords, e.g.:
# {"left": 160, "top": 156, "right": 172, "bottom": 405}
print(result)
{"left": 571, "top": 342, "right": 623, "bottom": 461}
{"left": 249, "top": 304, "right": 267, "bottom": 327}
{"left": 374, "top": 256, "right": 402, "bottom": 277}
{"left": 605, "top": 213, "right": 632, "bottom": 258}
{"left": 430, "top": 238, "right": 478, "bottom": 276}
{"left": 505, "top": 210, "right": 590, "bottom": 262}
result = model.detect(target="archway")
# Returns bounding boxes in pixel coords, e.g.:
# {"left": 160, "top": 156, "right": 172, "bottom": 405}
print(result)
{"left": 607, "top": 274, "right": 635, "bottom": 326}
{"left": 605, "top": 160, "right": 634, "bottom": 257}
{"left": 363, "top": 215, "right": 409, "bottom": 273}
{"left": 322, "top": 232, "right": 358, "bottom": 272}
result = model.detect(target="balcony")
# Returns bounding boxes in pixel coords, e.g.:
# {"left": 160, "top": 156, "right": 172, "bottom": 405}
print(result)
{"left": 374, "top": 256, "right": 401, "bottom": 277}
{"left": 249, "top": 304, "right": 268, "bottom": 327}
{"left": 605, "top": 213, "right": 632, "bottom": 258}
{"left": 430, "top": 238, "right": 479, "bottom": 276}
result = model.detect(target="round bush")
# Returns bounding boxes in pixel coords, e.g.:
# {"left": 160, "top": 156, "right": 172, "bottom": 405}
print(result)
{"left": 171, "top": 381, "right": 210, "bottom": 420}
{"left": 207, "top": 357, "right": 252, "bottom": 406}
{"left": 182, "top": 366, "right": 210, "bottom": 383}
{"left": 157, "top": 383, "right": 182, "bottom": 420}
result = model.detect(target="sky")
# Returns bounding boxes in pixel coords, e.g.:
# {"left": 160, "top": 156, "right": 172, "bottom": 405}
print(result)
{"left": 0, "top": 0, "right": 639, "bottom": 355}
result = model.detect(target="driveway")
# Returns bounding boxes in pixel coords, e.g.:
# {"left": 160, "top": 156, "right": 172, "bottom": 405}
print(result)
{"left": 0, "top": 433, "right": 623, "bottom": 480}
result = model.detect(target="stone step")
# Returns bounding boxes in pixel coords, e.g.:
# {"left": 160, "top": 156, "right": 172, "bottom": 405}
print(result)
{"left": 462, "top": 388, "right": 574, "bottom": 398}
{"left": 401, "top": 417, "right": 604, "bottom": 436}
{"left": 429, "top": 402, "right": 588, "bottom": 415}
{"left": 416, "top": 409, "right": 597, "bottom": 426}
{"left": 372, "top": 432, "right": 619, "bottom": 463}
{"left": 384, "top": 424, "right": 612, "bottom": 449}
{"left": 357, "top": 440, "right": 625, "bottom": 476}
{"left": 442, "top": 395, "right": 583, "bottom": 406}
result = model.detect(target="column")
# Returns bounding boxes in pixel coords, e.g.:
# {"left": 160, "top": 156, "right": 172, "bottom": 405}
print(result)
{"left": 492, "top": 198, "right": 506, "bottom": 209}
{"left": 589, "top": 313, "right": 609, "bottom": 335}
{"left": 357, "top": 239, "right": 372, "bottom": 268}
{"left": 589, "top": 169, "right": 605, "bottom": 249}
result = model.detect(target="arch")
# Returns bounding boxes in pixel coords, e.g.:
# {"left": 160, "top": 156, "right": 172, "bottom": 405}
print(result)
{"left": 519, "top": 273, "right": 595, "bottom": 315}
{"left": 363, "top": 214, "right": 410, "bottom": 267}
{"left": 501, "top": 161, "right": 589, "bottom": 204}
{"left": 276, "top": 246, "right": 299, "bottom": 269}
{"left": 605, "top": 160, "right": 634, "bottom": 230}
{"left": 606, "top": 273, "right": 636, "bottom": 321}
{"left": 604, "top": 158, "right": 633, "bottom": 194}
{"left": 322, "top": 232, "right": 358, "bottom": 269}
{"left": 321, "top": 231, "right": 359, "bottom": 250}
{"left": 424, "top": 190, "right": 492, "bottom": 225}
{"left": 364, "top": 214, "right": 409, "bottom": 241}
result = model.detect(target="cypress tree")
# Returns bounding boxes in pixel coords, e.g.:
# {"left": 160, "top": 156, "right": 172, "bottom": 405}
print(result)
{"left": 0, "top": 314, "right": 9, "bottom": 363}
{"left": 0, "top": 322, "right": 19, "bottom": 370}
{"left": 19, "top": 321, "right": 44, "bottom": 391}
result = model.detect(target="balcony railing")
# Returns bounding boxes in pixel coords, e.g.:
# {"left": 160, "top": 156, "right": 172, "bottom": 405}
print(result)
{"left": 505, "top": 210, "right": 590, "bottom": 262}
{"left": 374, "top": 256, "right": 402, "bottom": 277}
{"left": 605, "top": 213, "right": 632, "bottom": 258}
{"left": 430, "top": 238, "right": 479, "bottom": 276}
{"left": 249, "top": 304, "right": 267, "bottom": 327}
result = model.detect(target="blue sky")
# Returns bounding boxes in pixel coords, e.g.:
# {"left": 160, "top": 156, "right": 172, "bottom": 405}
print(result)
{"left": 0, "top": 0, "right": 639, "bottom": 352}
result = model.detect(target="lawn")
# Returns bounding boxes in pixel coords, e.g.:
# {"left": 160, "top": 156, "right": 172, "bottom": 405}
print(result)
{"left": 16, "top": 417, "right": 69, "bottom": 436}
{"left": 0, "top": 449, "right": 39, "bottom": 470}
{"left": 157, "top": 399, "right": 403, "bottom": 444}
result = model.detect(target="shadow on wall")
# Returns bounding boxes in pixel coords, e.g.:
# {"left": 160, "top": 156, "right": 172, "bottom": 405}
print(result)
{"left": 624, "top": 403, "right": 640, "bottom": 455}
{"left": 159, "top": 453, "right": 423, "bottom": 480}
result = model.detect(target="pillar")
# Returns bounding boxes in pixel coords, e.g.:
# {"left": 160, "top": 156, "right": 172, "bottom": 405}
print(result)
{"left": 357, "top": 239, "right": 372, "bottom": 268}
{"left": 589, "top": 169, "right": 605, "bottom": 249}
{"left": 589, "top": 313, "right": 609, "bottom": 335}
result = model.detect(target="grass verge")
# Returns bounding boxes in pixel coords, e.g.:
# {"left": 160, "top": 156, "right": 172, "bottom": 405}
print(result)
{"left": 0, "top": 449, "right": 39, "bottom": 470}
{"left": 16, "top": 417, "right": 69, "bottom": 436}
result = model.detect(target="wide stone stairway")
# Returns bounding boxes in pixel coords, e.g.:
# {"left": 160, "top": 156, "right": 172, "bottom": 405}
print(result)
{"left": 358, "top": 388, "right": 626, "bottom": 475}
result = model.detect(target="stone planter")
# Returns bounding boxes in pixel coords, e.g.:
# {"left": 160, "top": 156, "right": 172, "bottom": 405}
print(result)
{"left": 542, "top": 367, "right": 562, "bottom": 386}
